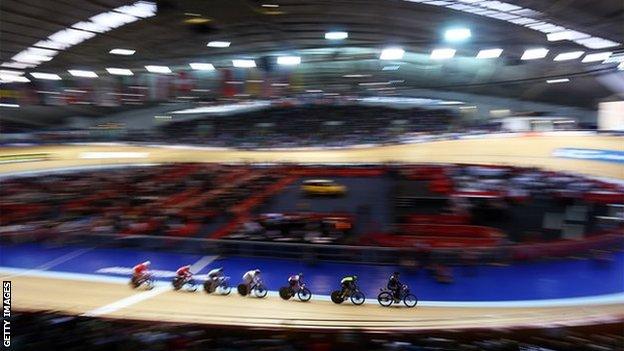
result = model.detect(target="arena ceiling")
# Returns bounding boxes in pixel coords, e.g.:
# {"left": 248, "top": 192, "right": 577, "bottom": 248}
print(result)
{"left": 1, "top": 0, "right": 623, "bottom": 123}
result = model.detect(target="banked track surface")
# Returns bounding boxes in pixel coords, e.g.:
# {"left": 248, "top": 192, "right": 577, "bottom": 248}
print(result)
{"left": 0, "top": 134, "right": 622, "bottom": 179}
{"left": 7, "top": 275, "right": 624, "bottom": 331}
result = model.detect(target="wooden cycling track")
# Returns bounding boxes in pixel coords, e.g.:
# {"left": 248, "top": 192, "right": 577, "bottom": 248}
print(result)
{"left": 1, "top": 134, "right": 623, "bottom": 331}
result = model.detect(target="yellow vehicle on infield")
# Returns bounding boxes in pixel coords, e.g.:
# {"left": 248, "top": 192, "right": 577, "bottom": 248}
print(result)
{"left": 301, "top": 179, "right": 347, "bottom": 196}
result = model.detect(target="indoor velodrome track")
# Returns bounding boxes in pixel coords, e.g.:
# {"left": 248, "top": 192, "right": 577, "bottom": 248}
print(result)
{"left": 1, "top": 133, "right": 623, "bottom": 331}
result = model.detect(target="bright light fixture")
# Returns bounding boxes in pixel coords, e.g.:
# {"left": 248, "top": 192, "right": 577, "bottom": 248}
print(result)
{"left": 12, "top": 52, "right": 53, "bottom": 64}
{"left": 207, "top": 41, "right": 231, "bottom": 48}
{"left": 553, "top": 51, "right": 584, "bottom": 61}
{"left": 1, "top": 62, "right": 32, "bottom": 69}
{"left": 0, "top": 103, "right": 20, "bottom": 108}
{"left": 530, "top": 23, "right": 564, "bottom": 33}
{"left": 380, "top": 47, "right": 405, "bottom": 60}
{"left": 106, "top": 68, "right": 134, "bottom": 76}
{"left": 508, "top": 17, "right": 537, "bottom": 25}
{"left": 48, "top": 28, "right": 96, "bottom": 46}
{"left": 0, "top": 71, "right": 30, "bottom": 83}
{"left": 109, "top": 48, "right": 135, "bottom": 55}
{"left": 325, "top": 31, "right": 348, "bottom": 40}
{"left": 547, "top": 30, "right": 589, "bottom": 42}
{"left": 189, "top": 63, "right": 215, "bottom": 70}
{"left": 68, "top": 69, "right": 98, "bottom": 78}
{"left": 145, "top": 65, "right": 172, "bottom": 73}
{"left": 72, "top": 21, "right": 108, "bottom": 33}
{"left": 476, "top": 48, "right": 503, "bottom": 59}
{"left": 277, "top": 56, "right": 301, "bottom": 65}
{"left": 262, "top": 4, "right": 279, "bottom": 7}
{"left": 114, "top": 1, "right": 157, "bottom": 18}
{"left": 431, "top": 48, "right": 456, "bottom": 60}
{"left": 4, "top": 76, "right": 30, "bottom": 83}
{"left": 0, "top": 70, "right": 23, "bottom": 76}
{"left": 26, "top": 47, "right": 58, "bottom": 57}
{"left": 546, "top": 78, "right": 570, "bottom": 84}
{"left": 575, "top": 37, "right": 619, "bottom": 49}
{"left": 521, "top": 48, "right": 548, "bottom": 60}
{"left": 602, "top": 54, "right": 624, "bottom": 64}
{"left": 90, "top": 12, "right": 138, "bottom": 29}
{"left": 34, "top": 40, "right": 68, "bottom": 50}
{"left": 31, "top": 72, "right": 62, "bottom": 80}
{"left": 444, "top": 28, "right": 471, "bottom": 42}
{"left": 481, "top": 1, "right": 521, "bottom": 11}
{"left": 581, "top": 52, "right": 611, "bottom": 63}
{"left": 232, "top": 59, "right": 256, "bottom": 68}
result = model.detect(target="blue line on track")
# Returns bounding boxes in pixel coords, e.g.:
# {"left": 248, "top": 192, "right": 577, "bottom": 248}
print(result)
{"left": 1, "top": 243, "right": 622, "bottom": 302}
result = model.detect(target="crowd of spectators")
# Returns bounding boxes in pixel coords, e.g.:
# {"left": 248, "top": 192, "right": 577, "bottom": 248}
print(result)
{"left": 11, "top": 311, "right": 624, "bottom": 351}
{"left": 2, "top": 164, "right": 621, "bottom": 250}
{"left": 227, "top": 212, "right": 354, "bottom": 244}
{"left": 1, "top": 105, "right": 454, "bottom": 148}
{"left": 156, "top": 105, "right": 453, "bottom": 148}
{"left": 0, "top": 164, "right": 286, "bottom": 240}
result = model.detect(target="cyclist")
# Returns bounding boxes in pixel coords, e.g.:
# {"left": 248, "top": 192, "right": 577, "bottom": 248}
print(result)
{"left": 340, "top": 275, "right": 358, "bottom": 297}
{"left": 132, "top": 260, "right": 151, "bottom": 284}
{"left": 288, "top": 272, "right": 304, "bottom": 291}
{"left": 242, "top": 268, "right": 262, "bottom": 292}
{"left": 175, "top": 264, "right": 193, "bottom": 282}
{"left": 206, "top": 267, "right": 225, "bottom": 290}
{"left": 387, "top": 271, "right": 403, "bottom": 302}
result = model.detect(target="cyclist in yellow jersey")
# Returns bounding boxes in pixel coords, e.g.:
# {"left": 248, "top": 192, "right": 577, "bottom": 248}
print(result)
{"left": 340, "top": 275, "right": 357, "bottom": 297}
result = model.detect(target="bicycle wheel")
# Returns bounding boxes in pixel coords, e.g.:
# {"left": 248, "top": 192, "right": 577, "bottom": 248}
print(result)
{"left": 220, "top": 284, "right": 232, "bottom": 295}
{"left": 297, "top": 287, "right": 312, "bottom": 302}
{"left": 330, "top": 290, "right": 344, "bottom": 304}
{"left": 377, "top": 291, "right": 393, "bottom": 307}
{"left": 403, "top": 294, "right": 418, "bottom": 308}
{"left": 237, "top": 284, "right": 248, "bottom": 296}
{"left": 255, "top": 285, "right": 268, "bottom": 298}
{"left": 203, "top": 281, "right": 214, "bottom": 294}
{"left": 279, "top": 287, "right": 293, "bottom": 300}
{"left": 350, "top": 291, "right": 365, "bottom": 305}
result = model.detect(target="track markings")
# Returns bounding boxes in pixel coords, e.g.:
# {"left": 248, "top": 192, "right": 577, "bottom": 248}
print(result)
{"left": 2, "top": 247, "right": 93, "bottom": 279}
{"left": 83, "top": 285, "right": 170, "bottom": 317}
{"left": 81, "top": 255, "right": 217, "bottom": 317}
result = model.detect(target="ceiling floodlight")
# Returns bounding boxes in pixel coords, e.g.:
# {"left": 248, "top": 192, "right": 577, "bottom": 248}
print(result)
{"left": 476, "top": 48, "right": 503, "bottom": 59}
{"left": 277, "top": 56, "right": 301, "bottom": 65}
{"left": 232, "top": 59, "right": 256, "bottom": 68}
{"left": 145, "top": 65, "right": 172, "bottom": 73}
{"left": 325, "top": 31, "right": 348, "bottom": 40}
{"left": 444, "top": 28, "right": 471, "bottom": 42}
{"left": 521, "top": 48, "right": 548, "bottom": 60}
{"left": 380, "top": 48, "right": 405, "bottom": 60}
{"left": 68, "top": 70, "right": 98, "bottom": 78}
{"left": 31, "top": 72, "right": 62, "bottom": 80}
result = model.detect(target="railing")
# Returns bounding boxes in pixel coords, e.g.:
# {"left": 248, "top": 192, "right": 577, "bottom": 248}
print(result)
{"left": 2, "top": 230, "right": 622, "bottom": 266}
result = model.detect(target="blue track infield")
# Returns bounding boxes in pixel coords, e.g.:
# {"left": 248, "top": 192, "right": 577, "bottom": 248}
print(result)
{"left": 1, "top": 243, "right": 623, "bottom": 303}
